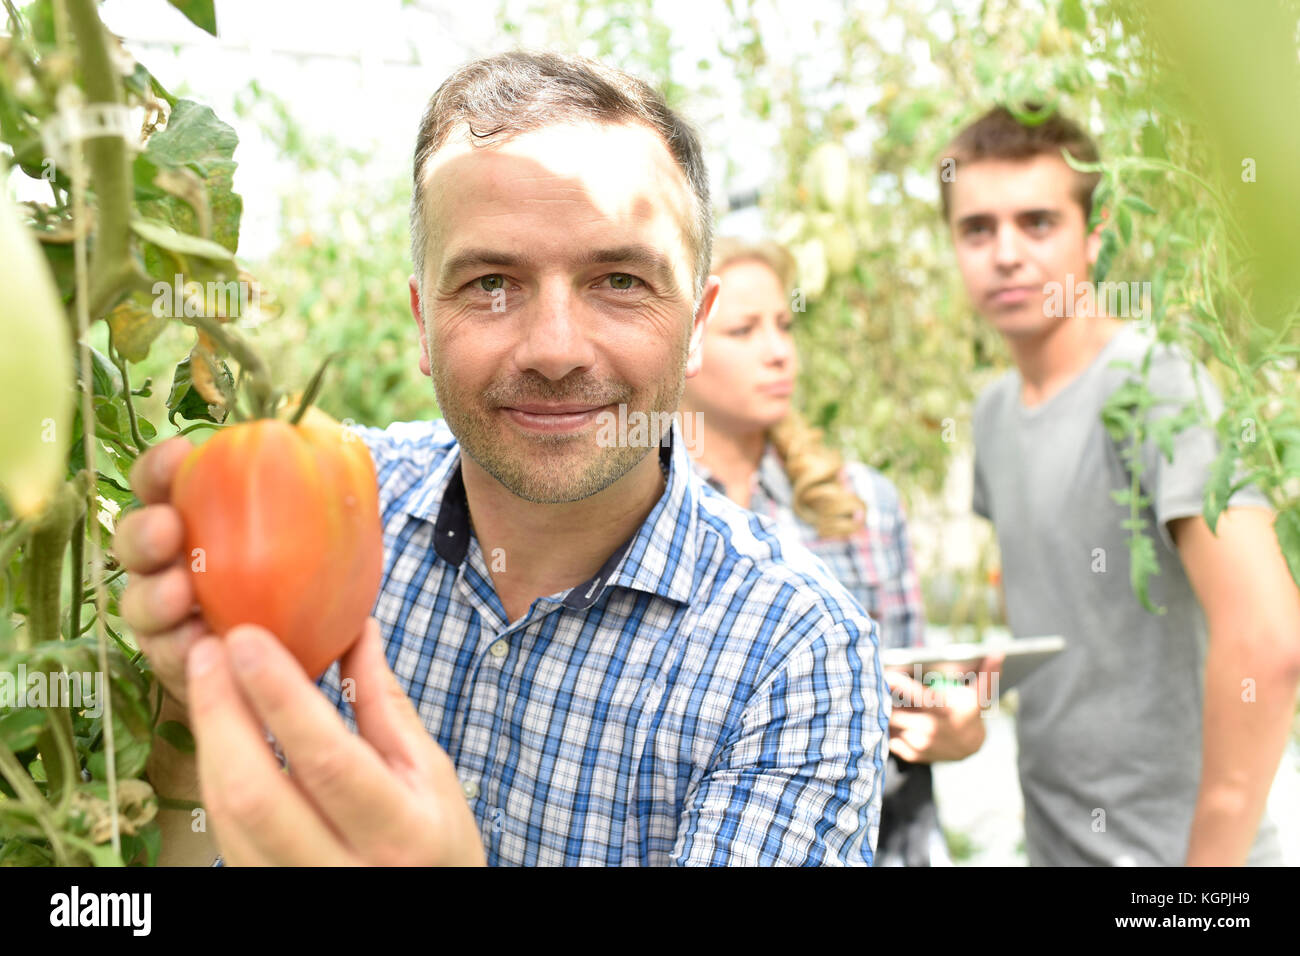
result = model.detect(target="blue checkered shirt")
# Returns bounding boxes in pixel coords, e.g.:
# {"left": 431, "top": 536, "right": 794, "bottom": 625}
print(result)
{"left": 236, "top": 418, "right": 887, "bottom": 866}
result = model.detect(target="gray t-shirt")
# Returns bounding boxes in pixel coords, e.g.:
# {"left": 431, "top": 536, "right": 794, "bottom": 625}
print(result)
{"left": 972, "top": 321, "right": 1280, "bottom": 866}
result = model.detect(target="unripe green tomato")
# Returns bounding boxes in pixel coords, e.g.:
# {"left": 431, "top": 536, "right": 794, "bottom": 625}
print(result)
{"left": 0, "top": 200, "right": 74, "bottom": 518}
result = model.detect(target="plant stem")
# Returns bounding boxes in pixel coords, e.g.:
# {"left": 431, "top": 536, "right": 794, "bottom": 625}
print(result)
{"left": 21, "top": 475, "right": 89, "bottom": 650}
{"left": 183, "top": 312, "right": 275, "bottom": 419}
{"left": 2, "top": 0, "right": 25, "bottom": 38}
{"left": 108, "top": 337, "right": 150, "bottom": 453}
{"left": 68, "top": 513, "right": 85, "bottom": 640}
{"left": 0, "top": 516, "right": 38, "bottom": 571}
{"left": 80, "top": 566, "right": 125, "bottom": 601}
{"left": 176, "top": 420, "right": 224, "bottom": 437}
{"left": 0, "top": 738, "right": 69, "bottom": 866}
{"left": 66, "top": 0, "right": 139, "bottom": 319}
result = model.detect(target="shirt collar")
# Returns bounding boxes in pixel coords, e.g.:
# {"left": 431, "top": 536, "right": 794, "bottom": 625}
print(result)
{"left": 416, "top": 419, "right": 699, "bottom": 609}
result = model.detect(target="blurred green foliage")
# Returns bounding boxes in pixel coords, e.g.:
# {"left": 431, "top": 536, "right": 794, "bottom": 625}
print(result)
{"left": 232, "top": 83, "right": 438, "bottom": 428}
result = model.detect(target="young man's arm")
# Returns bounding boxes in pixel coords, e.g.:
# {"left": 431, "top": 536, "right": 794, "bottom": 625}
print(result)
{"left": 1173, "top": 507, "right": 1300, "bottom": 865}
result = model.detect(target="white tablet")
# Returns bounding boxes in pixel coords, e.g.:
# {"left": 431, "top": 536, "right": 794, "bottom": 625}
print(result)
{"left": 880, "top": 634, "right": 1066, "bottom": 695}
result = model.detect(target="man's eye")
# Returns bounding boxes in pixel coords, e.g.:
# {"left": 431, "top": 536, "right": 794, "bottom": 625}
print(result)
{"left": 477, "top": 275, "right": 506, "bottom": 293}
{"left": 727, "top": 326, "right": 753, "bottom": 337}
{"left": 605, "top": 273, "right": 642, "bottom": 291}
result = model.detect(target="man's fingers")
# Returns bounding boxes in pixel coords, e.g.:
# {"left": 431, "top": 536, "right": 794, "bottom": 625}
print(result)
{"left": 889, "top": 736, "right": 920, "bottom": 762}
{"left": 884, "top": 671, "right": 927, "bottom": 710}
{"left": 114, "top": 505, "right": 185, "bottom": 574}
{"left": 120, "top": 558, "right": 198, "bottom": 635}
{"left": 220, "top": 625, "right": 423, "bottom": 860}
{"left": 128, "top": 437, "right": 193, "bottom": 505}
{"left": 186, "top": 636, "right": 357, "bottom": 866}
{"left": 343, "top": 617, "right": 440, "bottom": 775}
{"left": 135, "top": 614, "right": 210, "bottom": 708}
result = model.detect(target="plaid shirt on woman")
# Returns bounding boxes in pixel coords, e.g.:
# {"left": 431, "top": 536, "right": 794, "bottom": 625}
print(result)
{"left": 290, "top": 418, "right": 889, "bottom": 866}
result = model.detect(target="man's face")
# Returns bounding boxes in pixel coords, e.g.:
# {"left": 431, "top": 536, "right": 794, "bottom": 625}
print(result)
{"left": 410, "top": 120, "right": 716, "bottom": 503}
{"left": 947, "top": 154, "right": 1101, "bottom": 339}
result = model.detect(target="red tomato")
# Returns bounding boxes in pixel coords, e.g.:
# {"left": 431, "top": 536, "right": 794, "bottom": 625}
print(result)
{"left": 171, "top": 409, "right": 383, "bottom": 680}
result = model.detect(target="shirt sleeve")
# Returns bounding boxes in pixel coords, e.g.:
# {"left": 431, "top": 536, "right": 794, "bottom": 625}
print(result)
{"left": 1134, "top": 345, "right": 1271, "bottom": 553}
{"left": 844, "top": 465, "right": 926, "bottom": 650}
{"left": 670, "top": 612, "right": 890, "bottom": 866}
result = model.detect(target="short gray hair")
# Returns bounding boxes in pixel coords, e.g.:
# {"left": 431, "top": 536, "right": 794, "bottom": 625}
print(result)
{"left": 409, "top": 50, "right": 712, "bottom": 305}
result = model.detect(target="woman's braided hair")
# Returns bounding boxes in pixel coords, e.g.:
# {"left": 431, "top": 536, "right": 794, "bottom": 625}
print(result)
{"left": 711, "top": 237, "right": 866, "bottom": 539}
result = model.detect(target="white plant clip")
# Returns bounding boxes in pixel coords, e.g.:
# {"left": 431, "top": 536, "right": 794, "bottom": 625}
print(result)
{"left": 41, "top": 85, "right": 136, "bottom": 170}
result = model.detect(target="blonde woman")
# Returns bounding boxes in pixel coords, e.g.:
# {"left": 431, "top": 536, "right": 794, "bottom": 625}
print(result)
{"left": 682, "top": 237, "right": 986, "bottom": 866}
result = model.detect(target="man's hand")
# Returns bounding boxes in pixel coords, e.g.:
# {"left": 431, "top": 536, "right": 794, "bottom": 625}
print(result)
{"left": 188, "top": 616, "right": 486, "bottom": 866}
{"left": 114, "top": 437, "right": 207, "bottom": 711}
{"left": 884, "top": 655, "right": 1002, "bottom": 763}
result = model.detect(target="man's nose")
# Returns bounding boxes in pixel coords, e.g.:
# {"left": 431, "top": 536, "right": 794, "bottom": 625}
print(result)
{"left": 993, "top": 222, "right": 1023, "bottom": 270}
{"left": 511, "top": 279, "right": 597, "bottom": 381}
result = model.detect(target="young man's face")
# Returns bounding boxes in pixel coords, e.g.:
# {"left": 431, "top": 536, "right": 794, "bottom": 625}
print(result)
{"left": 947, "top": 154, "right": 1101, "bottom": 339}
{"left": 410, "top": 120, "right": 717, "bottom": 503}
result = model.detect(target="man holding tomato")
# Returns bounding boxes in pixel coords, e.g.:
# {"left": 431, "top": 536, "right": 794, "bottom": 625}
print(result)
{"left": 115, "top": 51, "right": 890, "bottom": 866}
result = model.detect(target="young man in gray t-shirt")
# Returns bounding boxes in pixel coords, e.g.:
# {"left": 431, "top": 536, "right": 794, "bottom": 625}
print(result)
{"left": 940, "top": 106, "right": 1300, "bottom": 866}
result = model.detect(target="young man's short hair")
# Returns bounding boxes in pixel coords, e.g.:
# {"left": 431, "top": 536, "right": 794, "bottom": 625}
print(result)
{"left": 938, "top": 104, "right": 1102, "bottom": 223}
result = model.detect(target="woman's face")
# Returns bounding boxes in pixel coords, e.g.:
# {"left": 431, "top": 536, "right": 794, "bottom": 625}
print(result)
{"left": 684, "top": 258, "right": 797, "bottom": 435}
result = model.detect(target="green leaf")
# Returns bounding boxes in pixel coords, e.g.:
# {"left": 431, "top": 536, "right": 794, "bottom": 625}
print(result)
{"left": 94, "top": 400, "right": 122, "bottom": 436}
{"left": 131, "top": 218, "right": 237, "bottom": 268}
{"left": 86, "top": 735, "right": 151, "bottom": 782}
{"left": 1275, "top": 508, "right": 1300, "bottom": 591}
{"left": 137, "top": 822, "right": 162, "bottom": 867}
{"left": 1185, "top": 319, "right": 1232, "bottom": 367}
{"left": 166, "top": 0, "right": 217, "bottom": 36}
{"left": 1147, "top": 403, "right": 1199, "bottom": 464}
{"left": 108, "top": 295, "right": 170, "bottom": 364}
{"left": 1128, "top": 529, "right": 1165, "bottom": 615}
{"left": 166, "top": 356, "right": 231, "bottom": 426}
{"left": 1117, "top": 205, "right": 1132, "bottom": 244}
{"left": 141, "top": 99, "right": 242, "bottom": 252}
{"left": 1203, "top": 443, "right": 1238, "bottom": 534}
{"left": 1059, "top": 0, "right": 1087, "bottom": 32}
{"left": 74, "top": 347, "right": 123, "bottom": 399}
{"left": 1121, "top": 195, "right": 1157, "bottom": 216}
{"left": 1093, "top": 230, "right": 1118, "bottom": 283}
{"left": 0, "top": 709, "right": 48, "bottom": 753}
{"left": 1140, "top": 122, "right": 1167, "bottom": 161}
{"left": 155, "top": 719, "right": 195, "bottom": 755}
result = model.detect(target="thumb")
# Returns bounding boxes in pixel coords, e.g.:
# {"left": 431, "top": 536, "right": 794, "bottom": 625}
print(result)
{"left": 339, "top": 617, "right": 431, "bottom": 768}
{"left": 884, "top": 670, "right": 928, "bottom": 710}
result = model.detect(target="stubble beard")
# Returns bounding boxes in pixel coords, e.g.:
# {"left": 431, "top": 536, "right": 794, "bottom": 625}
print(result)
{"left": 431, "top": 350, "right": 687, "bottom": 504}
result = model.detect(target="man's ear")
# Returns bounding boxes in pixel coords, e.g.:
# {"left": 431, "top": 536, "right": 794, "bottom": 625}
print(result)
{"left": 684, "top": 274, "right": 721, "bottom": 379}
{"left": 409, "top": 275, "right": 431, "bottom": 378}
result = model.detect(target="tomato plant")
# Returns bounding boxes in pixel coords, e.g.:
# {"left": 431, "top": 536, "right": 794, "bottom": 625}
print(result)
{"left": 0, "top": 0, "right": 373, "bottom": 866}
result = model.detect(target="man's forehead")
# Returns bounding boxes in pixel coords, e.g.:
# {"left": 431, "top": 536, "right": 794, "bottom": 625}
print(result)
{"left": 420, "top": 120, "right": 691, "bottom": 212}
{"left": 950, "top": 155, "right": 1077, "bottom": 217}
{"left": 418, "top": 119, "right": 697, "bottom": 285}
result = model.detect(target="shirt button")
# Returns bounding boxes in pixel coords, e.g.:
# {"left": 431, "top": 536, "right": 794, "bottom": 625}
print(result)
{"left": 462, "top": 778, "right": 479, "bottom": 800}
{"left": 489, "top": 640, "right": 508, "bottom": 658}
